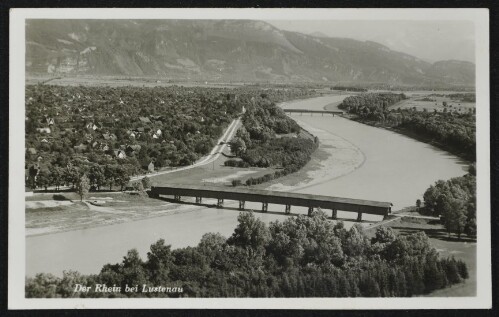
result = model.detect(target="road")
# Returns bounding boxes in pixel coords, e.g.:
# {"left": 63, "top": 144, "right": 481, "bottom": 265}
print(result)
{"left": 35, "top": 116, "right": 242, "bottom": 191}
{"left": 130, "top": 117, "right": 241, "bottom": 181}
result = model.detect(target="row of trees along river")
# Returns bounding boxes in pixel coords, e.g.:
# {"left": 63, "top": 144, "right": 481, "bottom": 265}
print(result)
{"left": 26, "top": 212, "right": 468, "bottom": 298}
{"left": 338, "top": 93, "right": 475, "bottom": 161}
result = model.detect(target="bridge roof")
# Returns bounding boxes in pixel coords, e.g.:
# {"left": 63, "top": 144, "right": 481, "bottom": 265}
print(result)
{"left": 156, "top": 184, "right": 392, "bottom": 208}
{"left": 283, "top": 109, "right": 343, "bottom": 113}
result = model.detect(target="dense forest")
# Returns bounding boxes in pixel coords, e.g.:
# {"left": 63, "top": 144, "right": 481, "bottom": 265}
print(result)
{"left": 25, "top": 84, "right": 317, "bottom": 190}
{"left": 338, "top": 93, "right": 476, "bottom": 161}
{"left": 25, "top": 211, "right": 468, "bottom": 298}
{"left": 422, "top": 166, "right": 476, "bottom": 239}
{"left": 338, "top": 93, "right": 408, "bottom": 119}
{"left": 225, "top": 99, "right": 319, "bottom": 185}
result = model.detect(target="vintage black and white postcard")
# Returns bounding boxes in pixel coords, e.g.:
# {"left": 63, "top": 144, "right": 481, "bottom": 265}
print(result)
{"left": 8, "top": 8, "right": 491, "bottom": 309}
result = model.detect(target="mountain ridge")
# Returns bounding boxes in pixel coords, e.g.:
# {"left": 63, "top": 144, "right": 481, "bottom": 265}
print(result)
{"left": 26, "top": 20, "right": 475, "bottom": 87}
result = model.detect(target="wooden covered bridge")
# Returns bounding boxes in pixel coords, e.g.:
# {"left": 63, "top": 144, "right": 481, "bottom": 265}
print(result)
{"left": 282, "top": 109, "right": 344, "bottom": 116}
{"left": 148, "top": 184, "right": 392, "bottom": 221}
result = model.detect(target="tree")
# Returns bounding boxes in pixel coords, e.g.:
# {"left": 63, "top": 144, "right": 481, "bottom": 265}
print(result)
{"left": 371, "top": 227, "right": 396, "bottom": 245}
{"left": 64, "top": 163, "right": 80, "bottom": 189}
{"left": 36, "top": 168, "right": 51, "bottom": 191}
{"left": 441, "top": 197, "right": 467, "bottom": 239}
{"left": 416, "top": 199, "right": 422, "bottom": 209}
{"left": 141, "top": 176, "right": 151, "bottom": 189}
{"left": 145, "top": 239, "right": 174, "bottom": 286}
{"left": 468, "top": 163, "right": 476, "bottom": 176}
{"left": 25, "top": 273, "right": 60, "bottom": 298}
{"left": 104, "top": 165, "right": 116, "bottom": 191}
{"left": 120, "top": 249, "right": 148, "bottom": 292}
{"left": 197, "top": 232, "right": 226, "bottom": 263}
{"left": 76, "top": 174, "right": 90, "bottom": 201}
{"left": 89, "top": 165, "right": 105, "bottom": 190}
{"left": 343, "top": 224, "right": 369, "bottom": 258}
{"left": 230, "top": 137, "right": 246, "bottom": 157}
{"left": 57, "top": 270, "right": 85, "bottom": 298}
{"left": 115, "top": 167, "right": 131, "bottom": 191}
{"left": 51, "top": 166, "right": 64, "bottom": 191}
{"left": 133, "top": 181, "right": 145, "bottom": 194}
{"left": 227, "top": 212, "right": 270, "bottom": 252}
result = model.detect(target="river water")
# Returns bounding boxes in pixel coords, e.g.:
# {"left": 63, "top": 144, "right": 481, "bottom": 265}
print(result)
{"left": 26, "top": 94, "right": 468, "bottom": 276}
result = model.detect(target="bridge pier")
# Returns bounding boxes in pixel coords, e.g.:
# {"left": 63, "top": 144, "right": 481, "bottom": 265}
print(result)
{"left": 239, "top": 201, "right": 245, "bottom": 210}
{"left": 195, "top": 197, "right": 202, "bottom": 204}
{"left": 262, "top": 202, "right": 268, "bottom": 212}
{"left": 148, "top": 191, "right": 159, "bottom": 199}
{"left": 332, "top": 209, "right": 337, "bottom": 220}
{"left": 308, "top": 207, "right": 314, "bottom": 217}
{"left": 357, "top": 212, "right": 363, "bottom": 222}
{"left": 217, "top": 198, "right": 224, "bottom": 208}
{"left": 285, "top": 204, "right": 291, "bottom": 214}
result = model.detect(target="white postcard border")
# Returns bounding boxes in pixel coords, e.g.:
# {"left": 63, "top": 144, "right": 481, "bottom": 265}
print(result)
{"left": 8, "top": 8, "right": 491, "bottom": 310}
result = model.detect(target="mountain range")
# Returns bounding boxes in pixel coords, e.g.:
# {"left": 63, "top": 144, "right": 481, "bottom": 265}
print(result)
{"left": 26, "top": 20, "right": 475, "bottom": 87}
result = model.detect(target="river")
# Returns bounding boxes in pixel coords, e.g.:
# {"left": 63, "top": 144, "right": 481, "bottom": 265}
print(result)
{"left": 26, "top": 94, "right": 468, "bottom": 276}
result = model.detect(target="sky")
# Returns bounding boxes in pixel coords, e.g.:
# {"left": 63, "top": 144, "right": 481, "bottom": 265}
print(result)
{"left": 266, "top": 20, "right": 475, "bottom": 63}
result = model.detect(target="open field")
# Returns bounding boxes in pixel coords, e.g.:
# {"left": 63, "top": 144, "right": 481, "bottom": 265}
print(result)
{"left": 26, "top": 75, "right": 251, "bottom": 88}
{"left": 393, "top": 93, "right": 475, "bottom": 113}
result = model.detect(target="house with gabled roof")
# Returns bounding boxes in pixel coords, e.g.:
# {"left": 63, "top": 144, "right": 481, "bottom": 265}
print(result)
{"left": 100, "top": 143, "right": 110, "bottom": 151}
{"left": 27, "top": 148, "right": 37, "bottom": 155}
{"left": 36, "top": 127, "right": 51, "bottom": 134}
{"left": 126, "top": 144, "right": 141, "bottom": 153}
{"left": 73, "top": 144, "right": 87, "bottom": 152}
{"left": 102, "top": 132, "right": 111, "bottom": 140}
{"left": 113, "top": 150, "right": 127, "bottom": 159}
{"left": 146, "top": 161, "right": 154, "bottom": 172}
{"left": 139, "top": 117, "right": 152, "bottom": 124}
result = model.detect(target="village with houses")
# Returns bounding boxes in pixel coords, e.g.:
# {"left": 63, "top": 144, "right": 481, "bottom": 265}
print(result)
{"left": 24, "top": 84, "right": 315, "bottom": 191}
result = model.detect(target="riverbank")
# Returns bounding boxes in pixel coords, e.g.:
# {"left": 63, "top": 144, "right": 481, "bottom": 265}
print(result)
{"left": 323, "top": 100, "right": 475, "bottom": 163}
{"left": 263, "top": 117, "right": 365, "bottom": 192}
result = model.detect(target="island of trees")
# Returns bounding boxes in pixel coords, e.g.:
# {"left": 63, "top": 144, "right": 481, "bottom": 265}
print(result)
{"left": 25, "top": 211, "right": 468, "bottom": 298}
{"left": 225, "top": 98, "right": 319, "bottom": 185}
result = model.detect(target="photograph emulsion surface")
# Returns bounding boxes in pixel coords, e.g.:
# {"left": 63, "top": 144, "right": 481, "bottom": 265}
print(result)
{"left": 10, "top": 9, "right": 490, "bottom": 309}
